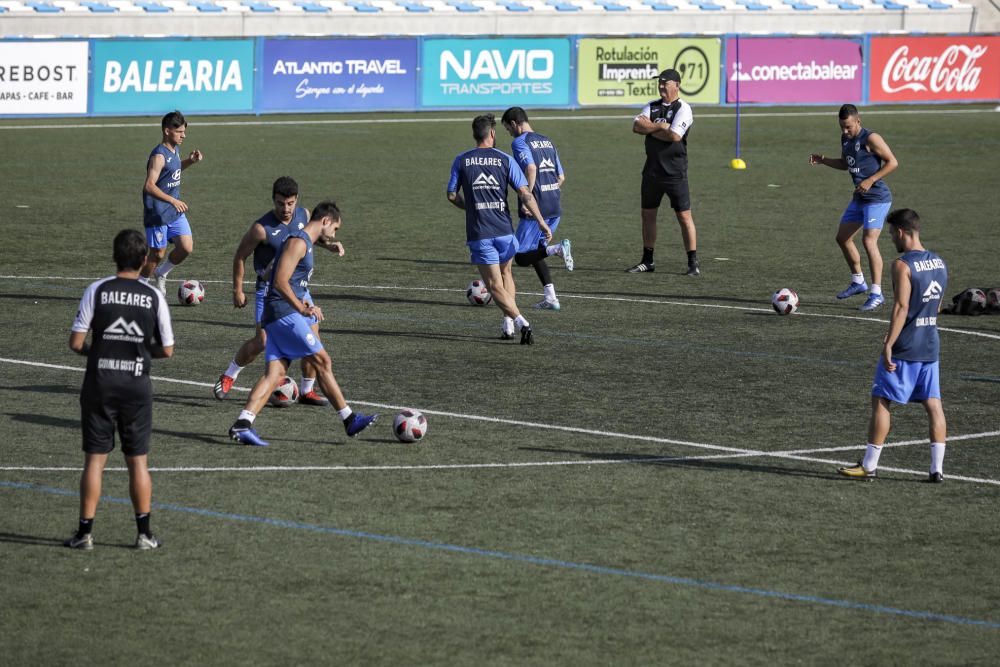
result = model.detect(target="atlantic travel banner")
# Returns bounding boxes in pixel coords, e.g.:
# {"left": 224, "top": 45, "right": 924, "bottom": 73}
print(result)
{"left": 869, "top": 35, "right": 1000, "bottom": 103}
{"left": 0, "top": 41, "right": 88, "bottom": 115}
{"left": 577, "top": 38, "right": 721, "bottom": 106}
{"left": 260, "top": 38, "right": 417, "bottom": 112}
{"left": 724, "top": 37, "right": 863, "bottom": 104}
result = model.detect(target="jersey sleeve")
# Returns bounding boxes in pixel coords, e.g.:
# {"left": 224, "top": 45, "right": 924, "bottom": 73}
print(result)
{"left": 671, "top": 102, "right": 693, "bottom": 135}
{"left": 507, "top": 157, "right": 528, "bottom": 191}
{"left": 635, "top": 104, "right": 651, "bottom": 121}
{"left": 555, "top": 153, "right": 565, "bottom": 178}
{"left": 154, "top": 290, "right": 175, "bottom": 348}
{"left": 512, "top": 135, "right": 534, "bottom": 170}
{"left": 71, "top": 280, "right": 100, "bottom": 333}
{"left": 447, "top": 155, "right": 462, "bottom": 194}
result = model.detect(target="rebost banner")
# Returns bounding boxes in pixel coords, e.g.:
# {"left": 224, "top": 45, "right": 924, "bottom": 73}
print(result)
{"left": 421, "top": 38, "right": 571, "bottom": 108}
{"left": 725, "top": 37, "right": 863, "bottom": 104}
{"left": 869, "top": 36, "right": 1000, "bottom": 103}
{"left": 92, "top": 40, "right": 254, "bottom": 114}
{"left": 0, "top": 42, "right": 88, "bottom": 115}
{"left": 259, "top": 39, "right": 417, "bottom": 112}
{"left": 577, "top": 38, "right": 721, "bottom": 105}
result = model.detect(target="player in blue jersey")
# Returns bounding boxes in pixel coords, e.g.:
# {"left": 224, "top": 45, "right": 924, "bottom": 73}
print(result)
{"left": 213, "top": 177, "right": 334, "bottom": 407}
{"left": 228, "top": 201, "right": 377, "bottom": 446}
{"left": 140, "top": 110, "right": 204, "bottom": 295}
{"left": 447, "top": 114, "right": 552, "bottom": 344}
{"left": 839, "top": 209, "right": 948, "bottom": 483}
{"left": 810, "top": 104, "right": 899, "bottom": 312}
{"left": 501, "top": 107, "right": 574, "bottom": 312}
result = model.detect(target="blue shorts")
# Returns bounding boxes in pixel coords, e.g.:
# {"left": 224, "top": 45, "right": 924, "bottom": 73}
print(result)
{"left": 871, "top": 358, "right": 940, "bottom": 404}
{"left": 263, "top": 312, "right": 324, "bottom": 363}
{"left": 841, "top": 201, "right": 891, "bottom": 230}
{"left": 516, "top": 216, "right": 560, "bottom": 252}
{"left": 256, "top": 286, "right": 312, "bottom": 326}
{"left": 145, "top": 214, "right": 192, "bottom": 249}
{"left": 468, "top": 235, "right": 519, "bottom": 265}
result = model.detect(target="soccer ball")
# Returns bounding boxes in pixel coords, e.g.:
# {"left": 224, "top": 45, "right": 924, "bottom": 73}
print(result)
{"left": 269, "top": 376, "right": 299, "bottom": 408}
{"left": 771, "top": 288, "right": 799, "bottom": 315}
{"left": 177, "top": 279, "right": 205, "bottom": 306}
{"left": 466, "top": 279, "right": 492, "bottom": 306}
{"left": 393, "top": 409, "right": 427, "bottom": 443}
{"left": 986, "top": 288, "right": 1000, "bottom": 312}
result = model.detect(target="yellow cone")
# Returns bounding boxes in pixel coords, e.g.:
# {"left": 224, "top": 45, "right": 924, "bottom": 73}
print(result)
{"left": 730, "top": 158, "right": 747, "bottom": 170}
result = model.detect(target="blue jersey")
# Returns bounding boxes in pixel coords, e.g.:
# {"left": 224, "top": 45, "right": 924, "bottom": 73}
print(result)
{"left": 842, "top": 128, "right": 891, "bottom": 204}
{"left": 143, "top": 144, "right": 183, "bottom": 227}
{"left": 448, "top": 147, "right": 527, "bottom": 242}
{"left": 892, "top": 250, "right": 947, "bottom": 363}
{"left": 252, "top": 207, "right": 309, "bottom": 291}
{"left": 262, "top": 229, "right": 314, "bottom": 326}
{"left": 511, "top": 131, "right": 563, "bottom": 220}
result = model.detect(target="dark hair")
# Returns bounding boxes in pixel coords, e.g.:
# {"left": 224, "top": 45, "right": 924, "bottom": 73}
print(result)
{"left": 161, "top": 110, "right": 187, "bottom": 130}
{"left": 113, "top": 229, "right": 148, "bottom": 271}
{"left": 887, "top": 208, "right": 921, "bottom": 233}
{"left": 272, "top": 176, "right": 299, "bottom": 199}
{"left": 501, "top": 106, "right": 528, "bottom": 126}
{"left": 311, "top": 200, "right": 341, "bottom": 222}
{"left": 838, "top": 104, "right": 859, "bottom": 120}
{"left": 472, "top": 114, "right": 496, "bottom": 143}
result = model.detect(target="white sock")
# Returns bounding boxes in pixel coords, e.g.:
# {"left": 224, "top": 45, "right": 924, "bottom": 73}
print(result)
{"left": 851, "top": 273, "right": 865, "bottom": 285}
{"left": 337, "top": 406, "right": 352, "bottom": 421}
{"left": 301, "top": 377, "right": 316, "bottom": 394}
{"left": 546, "top": 244, "right": 561, "bottom": 257}
{"left": 502, "top": 316, "right": 515, "bottom": 335}
{"left": 544, "top": 284, "right": 557, "bottom": 302}
{"left": 155, "top": 259, "right": 176, "bottom": 278}
{"left": 514, "top": 314, "right": 530, "bottom": 330}
{"left": 225, "top": 360, "right": 243, "bottom": 379}
{"left": 930, "top": 442, "right": 946, "bottom": 475}
{"left": 870, "top": 284, "right": 882, "bottom": 296}
{"left": 862, "top": 443, "right": 883, "bottom": 472}
{"left": 237, "top": 410, "right": 256, "bottom": 424}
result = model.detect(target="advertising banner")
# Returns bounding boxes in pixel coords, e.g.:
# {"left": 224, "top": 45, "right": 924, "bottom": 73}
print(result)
{"left": 869, "top": 36, "right": 1000, "bottom": 103}
{"left": 421, "top": 38, "right": 571, "bottom": 108}
{"left": 577, "top": 38, "right": 721, "bottom": 105}
{"left": 0, "top": 42, "right": 88, "bottom": 115}
{"left": 260, "top": 39, "right": 417, "bottom": 112}
{"left": 725, "top": 37, "right": 862, "bottom": 104}
{"left": 92, "top": 40, "right": 254, "bottom": 114}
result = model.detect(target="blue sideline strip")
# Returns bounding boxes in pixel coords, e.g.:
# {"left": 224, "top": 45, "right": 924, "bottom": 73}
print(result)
{"left": 4, "top": 480, "right": 998, "bottom": 631}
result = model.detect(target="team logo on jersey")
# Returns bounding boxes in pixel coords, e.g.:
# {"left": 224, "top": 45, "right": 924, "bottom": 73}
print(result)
{"left": 846, "top": 156, "right": 856, "bottom": 167}
{"left": 171, "top": 169, "right": 181, "bottom": 181}
{"left": 855, "top": 141, "right": 861, "bottom": 152}
{"left": 472, "top": 172, "right": 500, "bottom": 188}
{"left": 922, "top": 280, "right": 943, "bottom": 303}
{"left": 538, "top": 158, "right": 556, "bottom": 172}
{"left": 306, "top": 333, "right": 316, "bottom": 345}
{"left": 271, "top": 229, "right": 282, "bottom": 236}
{"left": 103, "top": 317, "right": 145, "bottom": 343}
{"left": 155, "top": 231, "right": 165, "bottom": 243}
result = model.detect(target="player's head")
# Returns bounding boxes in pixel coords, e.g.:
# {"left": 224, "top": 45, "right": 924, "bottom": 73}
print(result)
{"left": 113, "top": 229, "right": 148, "bottom": 272}
{"left": 501, "top": 107, "right": 529, "bottom": 137}
{"left": 838, "top": 104, "right": 862, "bottom": 138}
{"left": 161, "top": 110, "right": 188, "bottom": 144}
{"left": 472, "top": 114, "right": 496, "bottom": 147}
{"left": 887, "top": 208, "right": 921, "bottom": 251}
{"left": 657, "top": 69, "right": 681, "bottom": 100}
{"left": 311, "top": 200, "right": 342, "bottom": 242}
{"left": 272, "top": 177, "right": 299, "bottom": 223}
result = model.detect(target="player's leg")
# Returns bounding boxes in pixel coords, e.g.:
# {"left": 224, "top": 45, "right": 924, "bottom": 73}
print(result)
{"left": 153, "top": 216, "right": 194, "bottom": 293}
{"left": 836, "top": 203, "right": 867, "bottom": 298}
{"left": 141, "top": 226, "right": 169, "bottom": 282}
{"left": 229, "top": 356, "right": 289, "bottom": 446}
{"left": 67, "top": 398, "right": 115, "bottom": 549}
{"left": 675, "top": 211, "right": 698, "bottom": 277}
{"left": 306, "top": 347, "right": 378, "bottom": 437}
{"left": 216, "top": 327, "right": 265, "bottom": 400}
{"left": 839, "top": 396, "right": 892, "bottom": 479}
{"left": 478, "top": 261, "right": 519, "bottom": 320}
{"left": 299, "top": 321, "right": 330, "bottom": 406}
{"left": 924, "top": 398, "right": 947, "bottom": 482}
{"left": 859, "top": 203, "right": 890, "bottom": 311}
{"left": 627, "top": 175, "right": 662, "bottom": 273}
{"left": 119, "top": 398, "right": 158, "bottom": 548}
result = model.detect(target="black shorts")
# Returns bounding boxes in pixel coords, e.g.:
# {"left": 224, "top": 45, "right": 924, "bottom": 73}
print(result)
{"left": 641, "top": 173, "right": 690, "bottom": 212}
{"left": 80, "top": 396, "right": 153, "bottom": 456}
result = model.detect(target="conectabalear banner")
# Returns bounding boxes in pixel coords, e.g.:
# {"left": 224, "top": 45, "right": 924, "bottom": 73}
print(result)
{"left": 725, "top": 37, "right": 863, "bottom": 104}
{"left": 869, "top": 36, "right": 1000, "bottom": 102}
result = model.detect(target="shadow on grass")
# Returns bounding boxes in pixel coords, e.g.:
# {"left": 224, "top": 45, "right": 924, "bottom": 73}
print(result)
{"left": 0, "top": 293, "right": 80, "bottom": 303}
{"left": 376, "top": 256, "right": 468, "bottom": 268}
{"left": 0, "top": 384, "right": 214, "bottom": 409}
{"left": 6, "top": 413, "right": 224, "bottom": 446}
{"left": 574, "top": 289, "right": 765, "bottom": 307}
{"left": 0, "top": 532, "right": 133, "bottom": 550}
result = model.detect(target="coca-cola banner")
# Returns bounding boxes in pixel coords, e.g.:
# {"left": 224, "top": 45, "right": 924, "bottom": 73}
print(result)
{"left": 725, "top": 37, "right": 863, "bottom": 104}
{"left": 869, "top": 36, "right": 1000, "bottom": 102}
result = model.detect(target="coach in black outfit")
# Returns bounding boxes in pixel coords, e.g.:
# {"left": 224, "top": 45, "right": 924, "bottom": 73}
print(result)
{"left": 64, "top": 229, "right": 174, "bottom": 551}
{"left": 627, "top": 68, "right": 700, "bottom": 277}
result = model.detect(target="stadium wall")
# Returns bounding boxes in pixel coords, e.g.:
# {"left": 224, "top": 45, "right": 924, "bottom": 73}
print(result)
{"left": 1, "top": 33, "right": 998, "bottom": 117}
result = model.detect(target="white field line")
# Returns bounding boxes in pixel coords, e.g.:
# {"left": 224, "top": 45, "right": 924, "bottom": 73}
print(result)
{"left": 1, "top": 356, "right": 998, "bottom": 484}
{"left": 0, "top": 107, "right": 995, "bottom": 131}
{"left": 4, "top": 274, "right": 1000, "bottom": 340}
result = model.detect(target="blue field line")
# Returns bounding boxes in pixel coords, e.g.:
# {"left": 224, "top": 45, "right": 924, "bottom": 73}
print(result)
{"left": 4, "top": 480, "right": 999, "bottom": 631}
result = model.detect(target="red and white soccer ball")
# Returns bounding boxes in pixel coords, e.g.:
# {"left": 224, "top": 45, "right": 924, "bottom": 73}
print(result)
{"left": 466, "top": 279, "right": 492, "bottom": 306}
{"left": 771, "top": 288, "right": 799, "bottom": 315}
{"left": 986, "top": 288, "right": 1000, "bottom": 312}
{"left": 269, "top": 376, "right": 300, "bottom": 408}
{"left": 393, "top": 409, "right": 427, "bottom": 443}
{"left": 177, "top": 279, "right": 205, "bottom": 306}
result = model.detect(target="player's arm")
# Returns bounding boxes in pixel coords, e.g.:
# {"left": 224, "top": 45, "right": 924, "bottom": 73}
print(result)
{"left": 517, "top": 186, "right": 552, "bottom": 243}
{"left": 69, "top": 284, "right": 96, "bottom": 355}
{"left": 181, "top": 150, "right": 204, "bottom": 170}
{"left": 231, "top": 223, "right": 265, "bottom": 308}
{"left": 144, "top": 154, "right": 188, "bottom": 213}
{"left": 447, "top": 157, "right": 466, "bottom": 210}
{"left": 273, "top": 238, "right": 321, "bottom": 321}
{"left": 809, "top": 153, "right": 848, "bottom": 170}
{"left": 447, "top": 190, "right": 466, "bottom": 210}
{"left": 882, "top": 259, "right": 911, "bottom": 372}
{"left": 69, "top": 331, "right": 90, "bottom": 356}
{"left": 856, "top": 133, "right": 899, "bottom": 193}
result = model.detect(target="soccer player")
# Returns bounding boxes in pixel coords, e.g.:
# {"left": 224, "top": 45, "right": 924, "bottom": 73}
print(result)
{"left": 810, "top": 104, "right": 899, "bottom": 311}
{"left": 141, "top": 110, "right": 204, "bottom": 295}
{"left": 500, "top": 106, "right": 574, "bottom": 311}
{"left": 839, "top": 209, "right": 948, "bottom": 483}
{"left": 213, "top": 177, "right": 331, "bottom": 407}
{"left": 228, "top": 201, "right": 377, "bottom": 446}
{"left": 447, "top": 114, "right": 552, "bottom": 344}
{"left": 627, "top": 68, "right": 700, "bottom": 277}
{"left": 65, "top": 229, "right": 175, "bottom": 550}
